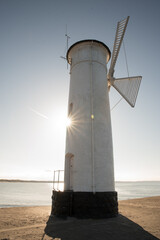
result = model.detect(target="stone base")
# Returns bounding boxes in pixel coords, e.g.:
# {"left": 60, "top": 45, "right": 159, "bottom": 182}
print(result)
{"left": 51, "top": 191, "right": 118, "bottom": 219}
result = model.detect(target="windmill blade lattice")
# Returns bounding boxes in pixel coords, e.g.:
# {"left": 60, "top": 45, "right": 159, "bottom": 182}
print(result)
{"left": 109, "top": 16, "right": 130, "bottom": 78}
{"left": 112, "top": 76, "right": 142, "bottom": 107}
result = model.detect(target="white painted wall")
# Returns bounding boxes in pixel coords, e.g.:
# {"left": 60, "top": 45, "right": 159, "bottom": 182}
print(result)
{"left": 64, "top": 40, "right": 115, "bottom": 192}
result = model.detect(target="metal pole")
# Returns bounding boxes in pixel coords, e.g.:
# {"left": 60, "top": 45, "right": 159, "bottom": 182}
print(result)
{"left": 53, "top": 170, "right": 55, "bottom": 190}
{"left": 58, "top": 170, "right": 60, "bottom": 190}
{"left": 90, "top": 44, "right": 95, "bottom": 193}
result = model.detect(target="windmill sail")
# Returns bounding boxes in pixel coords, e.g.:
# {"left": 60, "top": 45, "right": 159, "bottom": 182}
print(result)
{"left": 109, "top": 16, "right": 130, "bottom": 78}
{"left": 108, "top": 16, "right": 142, "bottom": 108}
{"left": 112, "top": 76, "right": 142, "bottom": 107}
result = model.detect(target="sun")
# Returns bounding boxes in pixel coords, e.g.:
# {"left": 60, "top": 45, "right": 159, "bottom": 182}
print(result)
{"left": 66, "top": 117, "right": 72, "bottom": 127}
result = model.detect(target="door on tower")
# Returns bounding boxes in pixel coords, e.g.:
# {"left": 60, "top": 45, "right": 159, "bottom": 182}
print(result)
{"left": 65, "top": 153, "right": 74, "bottom": 190}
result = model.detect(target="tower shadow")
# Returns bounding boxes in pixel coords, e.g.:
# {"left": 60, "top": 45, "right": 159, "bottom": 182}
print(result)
{"left": 44, "top": 214, "right": 159, "bottom": 240}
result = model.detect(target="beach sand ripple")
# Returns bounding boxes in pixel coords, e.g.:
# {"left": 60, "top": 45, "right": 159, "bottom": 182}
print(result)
{"left": 0, "top": 196, "right": 159, "bottom": 240}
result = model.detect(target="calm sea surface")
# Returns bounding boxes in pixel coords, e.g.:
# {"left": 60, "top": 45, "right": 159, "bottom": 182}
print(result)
{"left": 0, "top": 181, "right": 160, "bottom": 208}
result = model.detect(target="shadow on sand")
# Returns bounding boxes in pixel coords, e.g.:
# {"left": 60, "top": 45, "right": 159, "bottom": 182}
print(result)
{"left": 44, "top": 214, "right": 159, "bottom": 240}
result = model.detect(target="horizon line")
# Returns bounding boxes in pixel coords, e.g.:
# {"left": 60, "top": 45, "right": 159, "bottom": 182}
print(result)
{"left": 0, "top": 178, "right": 160, "bottom": 183}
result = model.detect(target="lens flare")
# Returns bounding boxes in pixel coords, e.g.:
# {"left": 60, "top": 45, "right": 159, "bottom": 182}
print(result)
{"left": 66, "top": 117, "right": 72, "bottom": 127}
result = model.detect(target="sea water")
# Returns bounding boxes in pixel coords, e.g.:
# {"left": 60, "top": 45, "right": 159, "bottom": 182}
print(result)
{"left": 116, "top": 181, "right": 160, "bottom": 200}
{"left": 0, "top": 181, "right": 160, "bottom": 208}
{"left": 0, "top": 182, "right": 53, "bottom": 208}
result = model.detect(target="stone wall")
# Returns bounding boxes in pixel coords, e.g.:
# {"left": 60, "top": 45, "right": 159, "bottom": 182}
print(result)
{"left": 51, "top": 191, "right": 118, "bottom": 219}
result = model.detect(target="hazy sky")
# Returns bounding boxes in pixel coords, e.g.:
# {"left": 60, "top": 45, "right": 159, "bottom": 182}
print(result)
{"left": 0, "top": 0, "right": 160, "bottom": 181}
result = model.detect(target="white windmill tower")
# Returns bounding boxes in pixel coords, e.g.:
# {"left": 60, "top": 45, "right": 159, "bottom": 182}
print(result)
{"left": 51, "top": 16, "right": 142, "bottom": 218}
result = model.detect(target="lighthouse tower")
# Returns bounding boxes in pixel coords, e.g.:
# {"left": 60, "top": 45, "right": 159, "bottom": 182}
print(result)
{"left": 52, "top": 40, "right": 118, "bottom": 218}
{"left": 51, "top": 16, "right": 142, "bottom": 220}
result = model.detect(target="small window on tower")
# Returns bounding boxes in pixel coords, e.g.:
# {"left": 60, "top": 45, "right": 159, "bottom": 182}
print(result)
{"left": 68, "top": 103, "right": 73, "bottom": 116}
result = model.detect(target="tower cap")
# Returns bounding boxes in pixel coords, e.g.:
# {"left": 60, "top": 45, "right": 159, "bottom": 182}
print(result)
{"left": 66, "top": 39, "right": 111, "bottom": 63}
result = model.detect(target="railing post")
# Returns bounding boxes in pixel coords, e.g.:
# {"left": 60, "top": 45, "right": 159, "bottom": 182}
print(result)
{"left": 53, "top": 170, "right": 55, "bottom": 190}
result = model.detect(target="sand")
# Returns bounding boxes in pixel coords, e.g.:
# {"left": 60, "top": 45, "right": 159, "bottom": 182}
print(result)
{"left": 0, "top": 196, "right": 159, "bottom": 240}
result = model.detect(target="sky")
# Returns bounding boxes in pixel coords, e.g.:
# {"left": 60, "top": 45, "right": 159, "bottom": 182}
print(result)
{"left": 0, "top": 0, "right": 160, "bottom": 181}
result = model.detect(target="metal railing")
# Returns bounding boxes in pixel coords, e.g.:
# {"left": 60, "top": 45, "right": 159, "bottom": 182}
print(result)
{"left": 53, "top": 170, "right": 64, "bottom": 191}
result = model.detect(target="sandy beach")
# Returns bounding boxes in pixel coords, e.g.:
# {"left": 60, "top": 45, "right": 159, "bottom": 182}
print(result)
{"left": 0, "top": 196, "right": 159, "bottom": 240}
